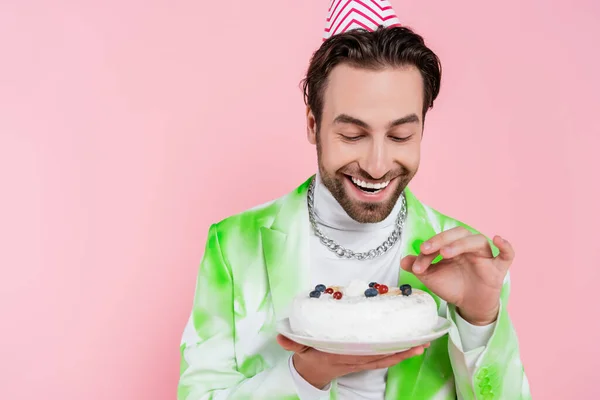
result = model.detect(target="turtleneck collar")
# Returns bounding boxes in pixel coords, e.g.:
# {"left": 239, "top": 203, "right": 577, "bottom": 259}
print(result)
{"left": 312, "top": 170, "right": 403, "bottom": 232}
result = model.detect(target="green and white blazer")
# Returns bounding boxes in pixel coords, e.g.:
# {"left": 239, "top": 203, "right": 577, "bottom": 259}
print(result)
{"left": 178, "top": 177, "right": 531, "bottom": 400}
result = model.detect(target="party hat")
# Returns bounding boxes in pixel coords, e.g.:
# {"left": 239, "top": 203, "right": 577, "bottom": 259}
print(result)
{"left": 323, "top": 0, "right": 402, "bottom": 41}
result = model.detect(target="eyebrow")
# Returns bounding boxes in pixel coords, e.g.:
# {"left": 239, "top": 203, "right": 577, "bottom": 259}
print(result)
{"left": 333, "top": 113, "right": 421, "bottom": 130}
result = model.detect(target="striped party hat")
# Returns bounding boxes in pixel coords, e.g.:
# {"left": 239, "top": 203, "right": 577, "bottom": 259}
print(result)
{"left": 323, "top": 0, "right": 402, "bottom": 41}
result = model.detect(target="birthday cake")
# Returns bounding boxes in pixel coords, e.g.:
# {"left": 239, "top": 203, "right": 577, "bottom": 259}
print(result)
{"left": 288, "top": 279, "right": 438, "bottom": 341}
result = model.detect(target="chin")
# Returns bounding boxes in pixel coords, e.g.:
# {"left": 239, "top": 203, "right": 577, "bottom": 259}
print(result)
{"left": 319, "top": 167, "right": 411, "bottom": 223}
{"left": 338, "top": 184, "right": 401, "bottom": 223}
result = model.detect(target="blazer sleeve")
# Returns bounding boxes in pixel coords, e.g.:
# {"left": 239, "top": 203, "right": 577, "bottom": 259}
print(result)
{"left": 447, "top": 271, "right": 532, "bottom": 400}
{"left": 177, "top": 224, "right": 302, "bottom": 400}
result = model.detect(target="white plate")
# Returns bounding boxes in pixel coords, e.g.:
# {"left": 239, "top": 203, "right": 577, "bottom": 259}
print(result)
{"left": 276, "top": 316, "right": 452, "bottom": 355}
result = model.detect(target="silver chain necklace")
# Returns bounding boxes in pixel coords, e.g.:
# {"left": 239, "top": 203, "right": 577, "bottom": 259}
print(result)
{"left": 307, "top": 177, "right": 407, "bottom": 260}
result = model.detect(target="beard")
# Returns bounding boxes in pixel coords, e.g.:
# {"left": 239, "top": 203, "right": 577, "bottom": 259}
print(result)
{"left": 316, "top": 140, "right": 415, "bottom": 224}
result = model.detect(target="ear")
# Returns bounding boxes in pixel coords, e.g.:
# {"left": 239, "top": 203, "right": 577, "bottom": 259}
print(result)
{"left": 306, "top": 107, "right": 317, "bottom": 145}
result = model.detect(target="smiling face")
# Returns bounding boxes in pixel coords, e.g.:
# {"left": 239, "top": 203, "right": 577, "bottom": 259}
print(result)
{"left": 307, "top": 63, "right": 424, "bottom": 223}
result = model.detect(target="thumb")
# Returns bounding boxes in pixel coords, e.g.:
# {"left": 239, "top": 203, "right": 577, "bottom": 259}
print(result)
{"left": 276, "top": 334, "right": 308, "bottom": 353}
{"left": 492, "top": 235, "right": 514, "bottom": 272}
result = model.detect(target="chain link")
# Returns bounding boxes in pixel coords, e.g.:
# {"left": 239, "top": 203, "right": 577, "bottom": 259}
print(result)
{"left": 307, "top": 177, "right": 407, "bottom": 260}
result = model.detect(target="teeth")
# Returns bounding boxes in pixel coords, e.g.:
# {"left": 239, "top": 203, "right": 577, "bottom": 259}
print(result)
{"left": 351, "top": 177, "right": 390, "bottom": 189}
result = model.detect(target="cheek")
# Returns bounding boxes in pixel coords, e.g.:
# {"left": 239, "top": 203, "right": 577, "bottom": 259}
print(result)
{"left": 393, "top": 142, "right": 421, "bottom": 169}
{"left": 319, "top": 136, "right": 356, "bottom": 170}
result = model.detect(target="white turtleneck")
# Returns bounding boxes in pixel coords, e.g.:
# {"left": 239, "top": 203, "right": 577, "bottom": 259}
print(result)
{"left": 288, "top": 172, "right": 496, "bottom": 399}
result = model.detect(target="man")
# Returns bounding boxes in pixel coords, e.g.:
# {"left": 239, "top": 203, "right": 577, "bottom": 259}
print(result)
{"left": 178, "top": 1, "right": 530, "bottom": 399}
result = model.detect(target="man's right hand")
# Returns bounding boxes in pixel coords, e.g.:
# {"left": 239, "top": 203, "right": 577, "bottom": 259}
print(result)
{"left": 276, "top": 334, "right": 429, "bottom": 389}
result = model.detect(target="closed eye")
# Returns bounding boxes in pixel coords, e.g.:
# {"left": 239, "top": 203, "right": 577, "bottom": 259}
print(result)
{"left": 340, "top": 134, "right": 364, "bottom": 142}
{"left": 389, "top": 135, "right": 412, "bottom": 142}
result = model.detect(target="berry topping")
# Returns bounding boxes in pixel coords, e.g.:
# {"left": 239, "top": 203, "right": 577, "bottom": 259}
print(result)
{"left": 333, "top": 291, "right": 343, "bottom": 300}
{"left": 368, "top": 282, "right": 377, "bottom": 288}
{"left": 377, "top": 284, "right": 389, "bottom": 294}
{"left": 309, "top": 290, "right": 321, "bottom": 298}
{"left": 315, "top": 284, "right": 326, "bottom": 292}
{"left": 364, "top": 288, "right": 378, "bottom": 297}
{"left": 374, "top": 283, "right": 381, "bottom": 290}
{"left": 400, "top": 284, "right": 412, "bottom": 296}
{"left": 325, "top": 287, "right": 334, "bottom": 294}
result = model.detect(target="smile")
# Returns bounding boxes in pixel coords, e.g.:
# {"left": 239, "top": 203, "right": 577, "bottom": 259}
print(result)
{"left": 349, "top": 176, "right": 390, "bottom": 194}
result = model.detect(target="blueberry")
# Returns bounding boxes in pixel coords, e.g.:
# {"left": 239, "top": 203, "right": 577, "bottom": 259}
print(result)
{"left": 364, "top": 288, "right": 378, "bottom": 297}
{"left": 368, "top": 282, "right": 377, "bottom": 288}
{"left": 309, "top": 290, "right": 321, "bottom": 298}
{"left": 315, "top": 284, "right": 326, "bottom": 292}
{"left": 400, "top": 284, "right": 412, "bottom": 296}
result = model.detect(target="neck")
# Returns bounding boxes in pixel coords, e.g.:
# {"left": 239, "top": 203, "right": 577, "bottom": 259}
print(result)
{"left": 312, "top": 171, "right": 402, "bottom": 232}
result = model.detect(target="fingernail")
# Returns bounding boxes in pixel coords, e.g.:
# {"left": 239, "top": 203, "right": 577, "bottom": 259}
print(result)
{"left": 413, "top": 264, "right": 421, "bottom": 273}
{"left": 422, "top": 242, "right": 431, "bottom": 250}
{"left": 443, "top": 246, "right": 453, "bottom": 256}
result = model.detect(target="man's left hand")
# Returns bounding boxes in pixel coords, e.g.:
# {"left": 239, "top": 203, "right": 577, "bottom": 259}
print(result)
{"left": 400, "top": 227, "right": 514, "bottom": 326}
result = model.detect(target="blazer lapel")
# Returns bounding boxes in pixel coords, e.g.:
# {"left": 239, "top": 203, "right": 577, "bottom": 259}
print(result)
{"left": 260, "top": 177, "right": 313, "bottom": 322}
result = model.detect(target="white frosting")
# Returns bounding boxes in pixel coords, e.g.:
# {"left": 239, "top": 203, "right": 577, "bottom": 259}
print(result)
{"left": 344, "top": 279, "right": 370, "bottom": 297}
{"left": 289, "top": 281, "right": 438, "bottom": 341}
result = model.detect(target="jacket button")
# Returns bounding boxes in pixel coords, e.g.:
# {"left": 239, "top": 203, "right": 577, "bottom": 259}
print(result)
{"left": 476, "top": 366, "right": 489, "bottom": 382}
{"left": 481, "top": 384, "right": 492, "bottom": 395}
{"left": 478, "top": 376, "right": 490, "bottom": 387}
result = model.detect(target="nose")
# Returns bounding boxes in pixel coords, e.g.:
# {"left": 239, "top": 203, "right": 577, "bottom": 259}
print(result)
{"left": 359, "top": 138, "right": 392, "bottom": 180}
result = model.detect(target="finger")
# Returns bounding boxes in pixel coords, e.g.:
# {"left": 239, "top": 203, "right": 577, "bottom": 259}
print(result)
{"left": 334, "top": 342, "right": 430, "bottom": 366}
{"left": 333, "top": 353, "right": 397, "bottom": 365}
{"left": 412, "top": 250, "right": 441, "bottom": 274}
{"left": 361, "top": 346, "right": 425, "bottom": 370}
{"left": 440, "top": 234, "right": 493, "bottom": 259}
{"left": 276, "top": 334, "right": 309, "bottom": 354}
{"left": 420, "top": 227, "right": 471, "bottom": 255}
{"left": 492, "top": 235, "right": 514, "bottom": 271}
{"left": 400, "top": 255, "right": 417, "bottom": 272}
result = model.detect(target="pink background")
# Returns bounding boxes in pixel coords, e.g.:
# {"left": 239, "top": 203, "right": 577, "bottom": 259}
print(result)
{"left": 1, "top": 1, "right": 599, "bottom": 398}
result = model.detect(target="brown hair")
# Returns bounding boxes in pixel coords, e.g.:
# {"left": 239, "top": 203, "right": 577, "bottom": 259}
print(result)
{"left": 301, "top": 26, "right": 442, "bottom": 128}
